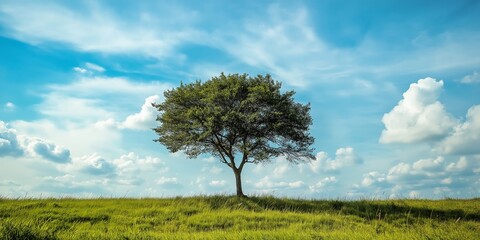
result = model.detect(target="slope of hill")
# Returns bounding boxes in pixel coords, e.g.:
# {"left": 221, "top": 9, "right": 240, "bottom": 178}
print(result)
{"left": 1, "top": 196, "right": 479, "bottom": 239}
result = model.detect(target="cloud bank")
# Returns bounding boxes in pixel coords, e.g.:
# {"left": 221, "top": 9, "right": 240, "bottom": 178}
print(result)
{"left": 380, "top": 77, "right": 456, "bottom": 143}
{"left": 309, "top": 147, "right": 362, "bottom": 173}
{"left": 0, "top": 121, "right": 70, "bottom": 163}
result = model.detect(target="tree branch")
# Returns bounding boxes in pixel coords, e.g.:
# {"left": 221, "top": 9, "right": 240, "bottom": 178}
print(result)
{"left": 239, "top": 152, "right": 249, "bottom": 172}
{"left": 210, "top": 139, "right": 232, "bottom": 168}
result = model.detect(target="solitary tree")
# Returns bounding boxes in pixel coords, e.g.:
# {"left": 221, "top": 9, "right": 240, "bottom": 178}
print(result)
{"left": 153, "top": 73, "right": 315, "bottom": 197}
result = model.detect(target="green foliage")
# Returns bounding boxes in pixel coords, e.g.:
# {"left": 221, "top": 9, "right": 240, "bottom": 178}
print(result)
{"left": 153, "top": 73, "right": 315, "bottom": 196}
{"left": 154, "top": 73, "right": 314, "bottom": 162}
{"left": 0, "top": 196, "right": 479, "bottom": 239}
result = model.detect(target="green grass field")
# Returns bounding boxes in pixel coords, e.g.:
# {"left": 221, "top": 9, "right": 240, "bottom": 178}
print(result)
{"left": 0, "top": 196, "right": 479, "bottom": 239}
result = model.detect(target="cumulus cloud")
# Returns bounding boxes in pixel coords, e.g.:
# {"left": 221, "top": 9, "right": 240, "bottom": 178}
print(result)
{"left": 120, "top": 95, "right": 160, "bottom": 130}
{"left": 4, "top": 102, "right": 15, "bottom": 111}
{"left": 0, "top": 121, "right": 24, "bottom": 157}
{"left": 6, "top": 151, "right": 171, "bottom": 197}
{"left": 445, "top": 157, "right": 468, "bottom": 173}
{"left": 94, "top": 95, "right": 161, "bottom": 131}
{"left": 380, "top": 78, "right": 480, "bottom": 155}
{"left": 439, "top": 105, "right": 480, "bottom": 155}
{"left": 156, "top": 177, "right": 181, "bottom": 189}
{"left": 360, "top": 156, "right": 479, "bottom": 198}
{"left": 34, "top": 76, "right": 170, "bottom": 125}
{"left": 412, "top": 156, "right": 444, "bottom": 172}
{"left": 1, "top": 121, "right": 70, "bottom": 162}
{"left": 156, "top": 177, "right": 178, "bottom": 185}
{"left": 461, "top": 71, "right": 480, "bottom": 84}
{"left": 209, "top": 180, "right": 227, "bottom": 187}
{"left": 380, "top": 77, "right": 456, "bottom": 143}
{"left": 57, "top": 152, "right": 167, "bottom": 188}
{"left": 361, "top": 172, "right": 387, "bottom": 187}
{"left": 113, "top": 152, "right": 166, "bottom": 175}
{"left": 62, "top": 153, "right": 115, "bottom": 175}
{"left": 12, "top": 77, "right": 169, "bottom": 156}
{"left": 254, "top": 176, "right": 305, "bottom": 190}
{"left": 309, "top": 176, "right": 337, "bottom": 192}
{"left": 309, "top": 147, "right": 361, "bottom": 173}
{"left": 386, "top": 156, "right": 448, "bottom": 182}
{"left": 19, "top": 136, "right": 71, "bottom": 163}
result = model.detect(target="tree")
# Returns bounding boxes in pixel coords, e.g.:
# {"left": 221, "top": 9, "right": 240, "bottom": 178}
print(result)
{"left": 152, "top": 73, "right": 315, "bottom": 197}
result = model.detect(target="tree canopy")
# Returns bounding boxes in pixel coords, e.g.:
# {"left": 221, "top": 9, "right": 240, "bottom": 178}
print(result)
{"left": 153, "top": 73, "right": 315, "bottom": 196}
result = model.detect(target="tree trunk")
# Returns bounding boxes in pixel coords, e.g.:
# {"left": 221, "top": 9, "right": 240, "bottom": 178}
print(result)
{"left": 233, "top": 169, "right": 246, "bottom": 197}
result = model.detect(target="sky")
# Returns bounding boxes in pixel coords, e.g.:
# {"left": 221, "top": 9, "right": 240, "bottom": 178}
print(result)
{"left": 1, "top": 0, "right": 479, "bottom": 199}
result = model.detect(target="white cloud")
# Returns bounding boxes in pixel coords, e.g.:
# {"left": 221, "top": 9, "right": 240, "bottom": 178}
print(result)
{"left": 13, "top": 119, "right": 121, "bottom": 157}
{"left": 120, "top": 95, "right": 160, "bottom": 130}
{"left": 36, "top": 93, "right": 114, "bottom": 121}
{"left": 461, "top": 71, "right": 480, "bottom": 84}
{"left": 0, "top": 1, "right": 199, "bottom": 59}
{"left": 37, "top": 77, "right": 170, "bottom": 123}
{"left": 201, "top": 165, "right": 223, "bottom": 174}
{"left": 439, "top": 105, "right": 480, "bottom": 155}
{"left": 380, "top": 77, "right": 456, "bottom": 143}
{"left": 156, "top": 177, "right": 178, "bottom": 185}
{"left": 309, "top": 147, "right": 361, "bottom": 173}
{"left": 386, "top": 157, "right": 448, "bottom": 182}
{"left": 113, "top": 152, "right": 166, "bottom": 175}
{"left": 93, "top": 95, "right": 162, "bottom": 131}
{"left": 412, "top": 156, "right": 444, "bottom": 172}
{"left": 357, "top": 155, "right": 479, "bottom": 198}
{"left": 33, "top": 174, "right": 111, "bottom": 196}
{"left": 106, "top": 152, "right": 167, "bottom": 185}
{"left": 216, "top": 6, "right": 332, "bottom": 87}
{"left": 85, "top": 62, "right": 105, "bottom": 72}
{"left": 31, "top": 151, "right": 170, "bottom": 192}
{"left": 272, "top": 159, "right": 290, "bottom": 178}
{"left": 309, "top": 176, "right": 337, "bottom": 192}
{"left": 445, "top": 157, "right": 468, "bottom": 172}
{"left": 12, "top": 76, "right": 170, "bottom": 156}
{"left": 209, "top": 180, "right": 227, "bottom": 187}
{"left": 18, "top": 136, "right": 71, "bottom": 163}
{"left": 441, "top": 177, "right": 452, "bottom": 185}
{"left": 58, "top": 151, "right": 167, "bottom": 187}
{"left": 73, "top": 67, "right": 87, "bottom": 74}
{"left": 48, "top": 76, "right": 169, "bottom": 99}
{"left": 0, "top": 121, "right": 24, "bottom": 157}
{"left": 73, "top": 63, "right": 105, "bottom": 74}
{"left": 4, "top": 102, "right": 15, "bottom": 110}
{"left": 62, "top": 153, "right": 115, "bottom": 176}
{"left": 1, "top": 121, "right": 71, "bottom": 162}
{"left": 361, "top": 171, "right": 387, "bottom": 187}
{"left": 254, "top": 176, "right": 305, "bottom": 189}
{"left": 386, "top": 162, "right": 411, "bottom": 181}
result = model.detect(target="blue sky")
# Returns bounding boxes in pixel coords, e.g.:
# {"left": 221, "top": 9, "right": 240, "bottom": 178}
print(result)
{"left": 1, "top": 0, "right": 479, "bottom": 199}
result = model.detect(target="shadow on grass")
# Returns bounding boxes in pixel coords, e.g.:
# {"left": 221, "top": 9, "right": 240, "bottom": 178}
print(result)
{"left": 204, "top": 195, "right": 480, "bottom": 222}
{"left": 0, "top": 221, "right": 57, "bottom": 240}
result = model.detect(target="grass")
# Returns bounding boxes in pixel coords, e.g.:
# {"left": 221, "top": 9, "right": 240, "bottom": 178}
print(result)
{"left": 0, "top": 195, "right": 479, "bottom": 239}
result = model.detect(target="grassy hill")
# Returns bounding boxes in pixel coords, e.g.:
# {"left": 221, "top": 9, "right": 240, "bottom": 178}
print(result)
{"left": 0, "top": 195, "right": 479, "bottom": 239}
